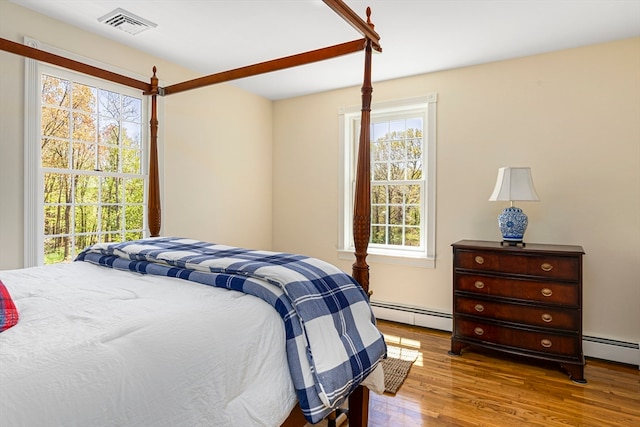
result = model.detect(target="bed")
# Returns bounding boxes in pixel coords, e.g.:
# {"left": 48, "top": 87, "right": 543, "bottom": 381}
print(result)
{"left": 0, "top": 237, "right": 385, "bottom": 426}
{"left": 0, "top": 1, "right": 383, "bottom": 426}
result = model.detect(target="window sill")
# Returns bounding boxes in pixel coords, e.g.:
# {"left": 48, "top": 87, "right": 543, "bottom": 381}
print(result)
{"left": 338, "top": 249, "right": 435, "bottom": 268}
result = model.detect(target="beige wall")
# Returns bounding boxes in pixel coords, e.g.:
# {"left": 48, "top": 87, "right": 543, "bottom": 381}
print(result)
{"left": 273, "top": 37, "right": 640, "bottom": 345}
{"left": 0, "top": 1, "right": 273, "bottom": 269}
{"left": 1, "top": 1, "right": 638, "bottom": 352}
{"left": 162, "top": 84, "right": 273, "bottom": 248}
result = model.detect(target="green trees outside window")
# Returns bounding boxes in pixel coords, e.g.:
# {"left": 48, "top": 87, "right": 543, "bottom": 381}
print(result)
{"left": 41, "top": 74, "right": 146, "bottom": 264}
{"left": 370, "top": 118, "right": 424, "bottom": 248}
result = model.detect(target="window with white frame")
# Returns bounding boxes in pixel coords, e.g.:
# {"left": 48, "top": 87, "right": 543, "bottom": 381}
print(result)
{"left": 26, "top": 58, "right": 149, "bottom": 266}
{"left": 339, "top": 95, "right": 437, "bottom": 267}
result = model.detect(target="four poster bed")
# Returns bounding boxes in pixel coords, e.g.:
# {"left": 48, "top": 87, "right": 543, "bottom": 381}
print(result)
{"left": 0, "top": 1, "right": 383, "bottom": 426}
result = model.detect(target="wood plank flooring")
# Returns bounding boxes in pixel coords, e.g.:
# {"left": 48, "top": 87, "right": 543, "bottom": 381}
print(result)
{"left": 359, "top": 320, "right": 640, "bottom": 427}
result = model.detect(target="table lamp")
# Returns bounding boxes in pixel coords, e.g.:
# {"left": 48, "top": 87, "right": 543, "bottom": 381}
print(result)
{"left": 489, "top": 167, "right": 539, "bottom": 245}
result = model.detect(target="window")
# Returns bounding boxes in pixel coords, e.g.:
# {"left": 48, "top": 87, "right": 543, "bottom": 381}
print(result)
{"left": 25, "top": 41, "right": 150, "bottom": 266}
{"left": 339, "top": 95, "right": 437, "bottom": 267}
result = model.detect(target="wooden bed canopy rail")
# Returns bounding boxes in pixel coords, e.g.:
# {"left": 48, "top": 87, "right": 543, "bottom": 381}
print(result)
{"left": 1, "top": 2, "right": 380, "bottom": 426}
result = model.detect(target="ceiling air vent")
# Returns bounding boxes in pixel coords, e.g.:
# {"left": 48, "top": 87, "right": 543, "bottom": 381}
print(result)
{"left": 98, "top": 8, "right": 157, "bottom": 35}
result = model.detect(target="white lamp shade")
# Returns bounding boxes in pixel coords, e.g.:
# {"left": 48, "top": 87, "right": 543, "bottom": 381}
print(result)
{"left": 489, "top": 167, "right": 540, "bottom": 202}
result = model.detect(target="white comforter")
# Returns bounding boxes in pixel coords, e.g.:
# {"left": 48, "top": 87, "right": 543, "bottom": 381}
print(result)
{"left": 0, "top": 262, "right": 297, "bottom": 427}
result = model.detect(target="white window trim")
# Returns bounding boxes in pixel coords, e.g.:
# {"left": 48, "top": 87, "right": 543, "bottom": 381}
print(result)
{"left": 338, "top": 95, "right": 437, "bottom": 268}
{"left": 23, "top": 37, "right": 164, "bottom": 267}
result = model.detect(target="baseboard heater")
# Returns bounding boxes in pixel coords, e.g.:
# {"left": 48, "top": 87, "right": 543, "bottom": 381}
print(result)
{"left": 370, "top": 300, "right": 639, "bottom": 368}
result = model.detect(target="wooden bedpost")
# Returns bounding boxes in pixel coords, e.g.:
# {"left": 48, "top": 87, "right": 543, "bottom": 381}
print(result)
{"left": 349, "top": 8, "right": 375, "bottom": 427}
{"left": 147, "top": 67, "right": 161, "bottom": 237}
{"left": 351, "top": 15, "right": 374, "bottom": 296}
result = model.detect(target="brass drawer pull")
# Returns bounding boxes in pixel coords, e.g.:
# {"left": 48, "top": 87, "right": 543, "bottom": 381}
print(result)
{"left": 474, "top": 256, "right": 485, "bottom": 265}
{"left": 474, "top": 304, "right": 484, "bottom": 312}
{"left": 540, "top": 339, "right": 553, "bottom": 348}
{"left": 541, "top": 313, "right": 553, "bottom": 323}
{"left": 474, "top": 327, "right": 484, "bottom": 336}
{"left": 541, "top": 288, "right": 553, "bottom": 297}
{"left": 541, "top": 263, "right": 553, "bottom": 272}
{"left": 474, "top": 281, "right": 485, "bottom": 289}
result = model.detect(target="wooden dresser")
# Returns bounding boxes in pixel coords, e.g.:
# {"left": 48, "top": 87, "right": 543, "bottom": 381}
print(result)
{"left": 450, "top": 240, "right": 586, "bottom": 383}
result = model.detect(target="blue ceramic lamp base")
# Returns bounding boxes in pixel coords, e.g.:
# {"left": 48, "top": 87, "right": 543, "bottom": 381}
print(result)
{"left": 497, "top": 206, "right": 528, "bottom": 245}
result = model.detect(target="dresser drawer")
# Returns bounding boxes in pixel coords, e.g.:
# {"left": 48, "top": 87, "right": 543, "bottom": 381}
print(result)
{"left": 455, "top": 249, "right": 579, "bottom": 280}
{"left": 454, "top": 296, "right": 579, "bottom": 331}
{"left": 455, "top": 273, "right": 579, "bottom": 306}
{"left": 455, "top": 318, "right": 580, "bottom": 357}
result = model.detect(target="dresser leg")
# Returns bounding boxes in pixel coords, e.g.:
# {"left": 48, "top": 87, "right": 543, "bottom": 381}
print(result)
{"left": 562, "top": 363, "right": 587, "bottom": 384}
{"left": 448, "top": 339, "right": 464, "bottom": 356}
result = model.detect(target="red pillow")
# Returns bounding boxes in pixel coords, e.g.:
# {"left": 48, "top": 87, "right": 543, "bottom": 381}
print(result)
{"left": 0, "top": 280, "right": 19, "bottom": 332}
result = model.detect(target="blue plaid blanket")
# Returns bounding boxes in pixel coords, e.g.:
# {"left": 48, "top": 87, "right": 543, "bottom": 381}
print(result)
{"left": 76, "top": 237, "right": 386, "bottom": 423}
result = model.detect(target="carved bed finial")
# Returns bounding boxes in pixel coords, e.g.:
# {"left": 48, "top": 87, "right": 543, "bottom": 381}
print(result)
{"left": 146, "top": 66, "right": 159, "bottom": 96}
{"left": 366, "top": 7, "right": 374, "bottom": 30}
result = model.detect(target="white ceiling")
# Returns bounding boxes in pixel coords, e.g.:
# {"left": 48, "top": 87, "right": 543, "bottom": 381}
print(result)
{"left": 9, "top": 0, "right": 640, "bottom": 100}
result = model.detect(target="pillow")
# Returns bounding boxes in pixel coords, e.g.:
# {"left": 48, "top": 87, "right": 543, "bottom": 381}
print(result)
{"left": 0, "top": 280, "right": 19, "bottom": 332}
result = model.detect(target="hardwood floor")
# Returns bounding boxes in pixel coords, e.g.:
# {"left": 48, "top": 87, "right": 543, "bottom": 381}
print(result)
{"left": 360, "top": 320, "right": 640, "bottom": 427}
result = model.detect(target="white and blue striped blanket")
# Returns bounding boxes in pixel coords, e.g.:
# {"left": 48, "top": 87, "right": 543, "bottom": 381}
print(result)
{"left": 76, "top": 237, "right": 386, "bottom": 423}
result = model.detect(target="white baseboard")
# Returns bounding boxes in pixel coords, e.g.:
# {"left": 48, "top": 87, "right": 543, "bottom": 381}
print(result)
{"left": 582, "top": 336, "right": 640, "bottom": 367}
{"left": 370, "top": 300, "right": 639, "bottom": 368}
{"left": 371, "top": 301, "right": 453, "bottom": 331}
